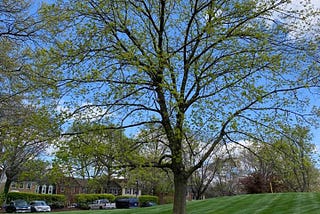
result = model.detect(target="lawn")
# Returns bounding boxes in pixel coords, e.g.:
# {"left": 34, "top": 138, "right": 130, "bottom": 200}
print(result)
{"left": 51, "top": 192, "right": 320, "bottom": 214}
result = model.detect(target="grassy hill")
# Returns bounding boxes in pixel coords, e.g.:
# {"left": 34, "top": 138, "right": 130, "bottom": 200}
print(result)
{"left": 52, "top": 192, "right": 320, "bottom": 214}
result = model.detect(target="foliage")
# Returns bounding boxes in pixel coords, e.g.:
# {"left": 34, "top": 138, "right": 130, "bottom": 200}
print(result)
{"left": 53, "top": 121, "right": 134, "bottom": 180}
{"left": 36, "top": 1, "right": 320, "bottom": 213}
{"left": 17, "top": 159, "right": 51, "bottom": 182}
{"left": 6, "top": 192, "right": 66, "bottom": 205}
{"left": 127, "top": 167, "right": 174, "bottom": 197}
{"left": 0, "top": 192, "right": 4, "bottom": 206}
{"left": 239, "top": 126, "right": 318, "bottom": 194}
{"left": 75, "top": 193, "right": 115, "bottom": 209}
{"left": 125, "top": 129, "right": 174, "bottom": 196}
{"left": 0, "top": 98, "right": 59, "bottom": 198}
{"left": 75, "top": 193, "right": 115, "bottom": 203}
{"left": 0, "top": 0, "right": 40, "bottom": 41}
{"left": 189, "top": 146, "right": 228, "bottom": 199}
{"left": 0, "top": 0, "right": 42, "bottom": 99}
{"left": 239, "top": 172, "right": 284, "bottom": 194}
{"left": 138, "top": 195, "right": 159, "bottom": 204}
{"left": 51, "top": 122, "right": 136, "bottom": 199}
{"left": 0, "top": 0, "right": 58, "bottom": 201}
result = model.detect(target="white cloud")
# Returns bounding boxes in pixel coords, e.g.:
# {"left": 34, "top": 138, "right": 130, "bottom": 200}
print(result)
{"left": 282, "top": 0, "right": 320, "bottom": 39}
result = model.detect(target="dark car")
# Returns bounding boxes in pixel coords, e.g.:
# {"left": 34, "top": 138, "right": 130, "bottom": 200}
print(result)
{"left": 115, "top": 198, "right": 138, "bottom": 209}
{"left": 141, "top": 201, "right": 157, "bottom": 207}
{"left": 5, "top": 199, "right": 31, "bottom": 213}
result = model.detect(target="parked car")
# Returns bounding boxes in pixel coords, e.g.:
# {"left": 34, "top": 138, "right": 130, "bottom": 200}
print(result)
{"left": 141, "top": 201, "right": 157, "bottom": 207}
{"left": 88, "top": 199, "right": 115, "bottom": 209}
{"left": 30, "top": 201, "right": 51, "bottom": 212}
{"left": 5, "top": 199, "right": 31, "bottom": 213}
{"left": 115, "top": 198, "right": 138, "bottom": 209}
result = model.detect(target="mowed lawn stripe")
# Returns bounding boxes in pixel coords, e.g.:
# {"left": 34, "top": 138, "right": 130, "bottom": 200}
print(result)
{"left": 50, "top": 192, "right": 320, "bottom": 214}
{"left": 214, "top": 194, "right": 249, "bottom": 213}
{"left": 236, "top": 193, "right": 281, "bottom": 214}
{"left": 186, "top": 193, "right": 320, "bottom": 214}
{"left": 292, "top": 192, "right": 320, "bottom": 214}
{"left": 186, "top": 194, "right": 248, "bottom": 214}
{"left": 187, "top": 194, "right": 263, "bottom": 214}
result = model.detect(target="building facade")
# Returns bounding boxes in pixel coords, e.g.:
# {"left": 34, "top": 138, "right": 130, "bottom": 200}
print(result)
{"left": 4, "top": 177, "right": 141, "bottom": 205}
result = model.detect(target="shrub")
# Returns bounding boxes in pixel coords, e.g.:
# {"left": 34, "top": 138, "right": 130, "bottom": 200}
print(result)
{"left": 163, "top": 195, "right": 174, "bottom": 204}
{"left": 139, "top": 195, "right": 158, "bottom": 204}
{"left": 0, "top": 193, "right": 4, "bottom": 206}
{"left": 6, "top": 192, "right": 66, "bottom": 207}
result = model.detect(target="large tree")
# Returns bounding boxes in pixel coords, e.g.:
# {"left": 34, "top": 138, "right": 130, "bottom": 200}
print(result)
{"left": 36, "top": 1, "right": 320, "bottom": 213}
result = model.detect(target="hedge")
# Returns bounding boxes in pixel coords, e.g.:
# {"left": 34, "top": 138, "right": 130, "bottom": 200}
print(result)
{"left": 115, "top": 195, "right": 135, "bottom": 200}
{"left": 138, "top": 195, "right": 159, "bottom": 204}
{"left": 6, "top": 192, "right": 66, "bottom": 208}
{"left": 0, "top": 193, "right": 4, "bottom": 205}
{"left": 75, "top": 193, "right": 115, "bottom": 203}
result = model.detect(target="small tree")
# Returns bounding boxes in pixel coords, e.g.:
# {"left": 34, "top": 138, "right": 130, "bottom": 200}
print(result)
{"left": 53, "top": 121, "right": 135, "bottom": 192}
{"left": 0, "top": 99, "right": 58, "bottom": 199}
{"left": 239, "top": 126, "right": 318, "bottom": 193}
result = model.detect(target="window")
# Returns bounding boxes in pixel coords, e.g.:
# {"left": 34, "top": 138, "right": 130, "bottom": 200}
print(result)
{"left": 11, "top": 182, "right": 16, "bottom": 188}
{"left": 126, "top": 188, "right": 131, "bottom": 194}
{"left": 48, "top": 185, "right": 53, "bottom": 194}
{"left": 19, "top": 182, "right": 24, "bottom": 189}
{"left": 109, "top": 188, "right": 118, "bottom": 195}
{"left": 42, "top": 185, "right": 47, "bottom": 194}
{"left": 27, "top": 183, "right": 32, "bottom": 189}
{"left": 35, "top": 185, "right": 40, "bottom": 193}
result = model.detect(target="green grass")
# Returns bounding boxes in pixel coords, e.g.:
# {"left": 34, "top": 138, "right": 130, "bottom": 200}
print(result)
{"left": 51, "top": 192, "right": 320, "bottom": 214}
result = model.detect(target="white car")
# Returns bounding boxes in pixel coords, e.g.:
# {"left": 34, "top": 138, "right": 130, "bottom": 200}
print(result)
{"left": 30, "top": 201, "right": 51, "bottom": 212}
{"left": 88, "top": 199, "right": 116, "bottom": 209}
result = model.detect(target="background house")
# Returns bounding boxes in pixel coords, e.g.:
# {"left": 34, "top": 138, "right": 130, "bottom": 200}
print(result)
{"left": 4, "top": 176, "right": 141, "bottom": 204}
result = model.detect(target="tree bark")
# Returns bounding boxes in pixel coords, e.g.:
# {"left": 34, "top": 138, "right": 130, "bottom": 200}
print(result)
{"left": 3, "top": 177, "right": 12, "bottom": 203}
{"left": 173, "top": 172, "right": 188, "bottom": 214}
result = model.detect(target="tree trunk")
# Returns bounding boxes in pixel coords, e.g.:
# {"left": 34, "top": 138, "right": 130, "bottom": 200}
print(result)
{"left": 3, "top": 177, "right": 12, "bottom": 203}
{"left": 173, "top": 172, "right": 188, "bottom": 214}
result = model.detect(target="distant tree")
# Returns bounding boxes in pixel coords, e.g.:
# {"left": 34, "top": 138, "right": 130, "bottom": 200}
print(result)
{"left": 17, "top": 159, "right": 51, "bottom": 183}
{"left": 126, "top": 125, "right": 174, "bottom": 198}
{"left": 189, "top": 157, "right": 221, "bottom": 199}
{"left": 272, "top": 126, "right": 318, "bottom": 192}
{"left": 0, "top": 99, "right": 58, "bottom": 199}
{"left": 36, "top": 1, "right": 320, "bottom": 213}
{"left": 53, "top": 121, "right": 134, "bottom": 192}
{"left": 239, "top": 126, "right": 318, "bottom": 193}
